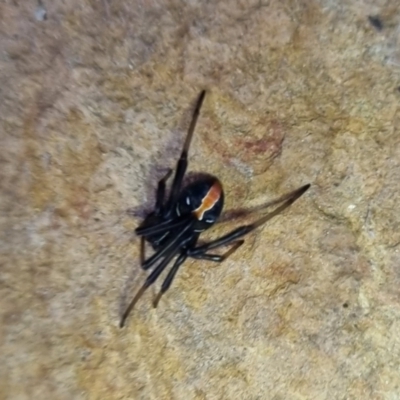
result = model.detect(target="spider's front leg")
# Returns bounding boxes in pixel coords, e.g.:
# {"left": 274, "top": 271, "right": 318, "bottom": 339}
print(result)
{"left": 154, "top": 169, "right": 173, "bottom": 215}
{"left": 119, "top": 244, "right": 181, "bottom": 328}
{"left": 152, "top": 252, "right": 188, "bottom": 308}
{"left": 164, "top": 90, "right": 206, "bottom": 217}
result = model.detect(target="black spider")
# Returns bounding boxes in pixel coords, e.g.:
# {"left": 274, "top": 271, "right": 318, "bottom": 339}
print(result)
{"left": 120, "top": 90, "right": 310, "bottom": 327}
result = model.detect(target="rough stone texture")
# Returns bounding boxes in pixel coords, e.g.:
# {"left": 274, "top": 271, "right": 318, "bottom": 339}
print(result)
{"left": 1, "top": 0, "right": 400, "bottom": 399}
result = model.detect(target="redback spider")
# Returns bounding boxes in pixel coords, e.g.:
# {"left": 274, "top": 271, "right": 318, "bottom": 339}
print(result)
{"left": 120, "top": 90, "right": 310, "bottom": 328}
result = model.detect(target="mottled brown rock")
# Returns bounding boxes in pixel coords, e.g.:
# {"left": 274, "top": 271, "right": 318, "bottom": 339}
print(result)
{"left": 1, "top": 1, "right": 400, "bottom": 399}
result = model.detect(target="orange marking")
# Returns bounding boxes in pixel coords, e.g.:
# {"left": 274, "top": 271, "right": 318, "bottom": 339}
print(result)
{"left": 193, "top": 181, "right": 222, "bottom": 220}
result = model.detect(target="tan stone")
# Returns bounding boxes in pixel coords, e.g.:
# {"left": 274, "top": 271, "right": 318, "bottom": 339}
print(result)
{"left": 1, "top": 1, "right": 400, "bottom": 399}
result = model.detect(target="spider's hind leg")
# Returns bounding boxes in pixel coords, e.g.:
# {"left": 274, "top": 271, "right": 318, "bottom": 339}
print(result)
{"left": 189, "top": 184, "right": 310, "bottom": 256}
{"left": 189, "top": 240, "right": 245, "bottom": 262}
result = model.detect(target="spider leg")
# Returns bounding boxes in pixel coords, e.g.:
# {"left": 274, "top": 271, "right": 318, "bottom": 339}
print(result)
{"left": 189, "top": 240, "right": 244, "bottom": 262}
{"left": 120, "top": 246, "right": 180, "bottom": 328}
{"left": 136, "top": 217, "right": 188, "bottom": 237}
{"left": 152, "top": 240, "right": 244, "bottom": 309}
{"left": 155, "top": 169, "right": 173, "bottom": 215}
{"left": 141, "top": 219, "right": 195, "bottom": 270}
{"left": 219, "top": 183, "right": 312, "bottom": 223}
{"left": 164, "top": 90, "right": 206, "bottom": 217}
{"left": 189, "top": 184, "right": 310, "bottom": 255}
{"left": 152, "top": 253, "right": 188, "bottom": 308}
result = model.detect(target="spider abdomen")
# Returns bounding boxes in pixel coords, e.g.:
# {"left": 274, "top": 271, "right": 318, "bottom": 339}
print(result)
{"left": 177, "top": 176, "right": 224, "bottom": 231}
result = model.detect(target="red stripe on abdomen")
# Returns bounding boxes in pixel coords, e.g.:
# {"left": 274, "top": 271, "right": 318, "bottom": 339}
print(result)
{"left": 193, "top": 181, "right": 222, "bottom": 220}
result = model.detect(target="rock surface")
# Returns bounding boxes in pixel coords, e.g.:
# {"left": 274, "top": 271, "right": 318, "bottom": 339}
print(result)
{"left": 1, "top": 1, "right": 400, "bottom": 399}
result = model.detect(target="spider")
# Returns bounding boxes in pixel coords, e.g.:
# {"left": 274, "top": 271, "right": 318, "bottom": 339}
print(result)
{"left": 120, "top": 90, "right": 310, "bottom": 328}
